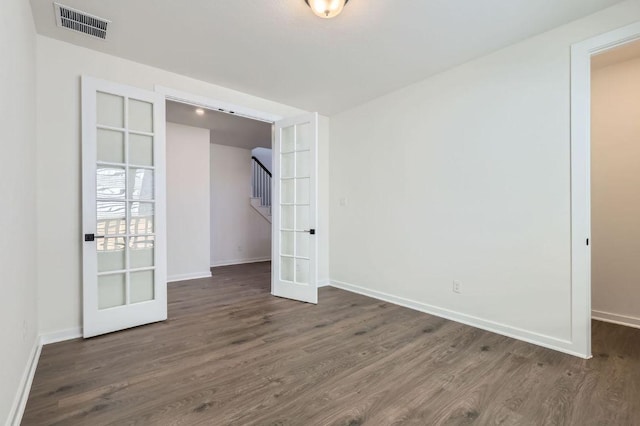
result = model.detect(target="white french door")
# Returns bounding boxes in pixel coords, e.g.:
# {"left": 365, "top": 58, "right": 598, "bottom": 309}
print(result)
{"left": 272, "top": 113, "right": 319, "bottom": 304}
{"left": 81, "top": 76, "right": 167, "bottom": 338}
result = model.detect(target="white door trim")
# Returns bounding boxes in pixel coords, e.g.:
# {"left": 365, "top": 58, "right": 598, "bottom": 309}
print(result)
{"left": 570, "top": 21, "right": 640, "bottom": 358}
{"left": 154, "top": 86, "right": 283, "bottom": 123}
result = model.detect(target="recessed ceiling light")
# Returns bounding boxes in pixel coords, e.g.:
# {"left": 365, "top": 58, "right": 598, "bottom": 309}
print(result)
{"left": 195, "top": 108, "right": 205, "bottom": 115}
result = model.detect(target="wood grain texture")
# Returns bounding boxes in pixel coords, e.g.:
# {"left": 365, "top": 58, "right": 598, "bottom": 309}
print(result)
{"left": 22, "top": 262, "right": 640, "bottom": 425}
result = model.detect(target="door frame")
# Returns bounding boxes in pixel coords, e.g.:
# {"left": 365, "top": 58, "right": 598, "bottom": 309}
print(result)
{"left": 154, "top": 85, "right": 285, "bottom": 292}
{"left": 570, "top": 21, "right": 640, "bottom": 358}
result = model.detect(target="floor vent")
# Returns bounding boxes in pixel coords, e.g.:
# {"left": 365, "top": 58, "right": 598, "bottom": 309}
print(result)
{"left": 53, "top": 3, "right": 110, "bottom": 40}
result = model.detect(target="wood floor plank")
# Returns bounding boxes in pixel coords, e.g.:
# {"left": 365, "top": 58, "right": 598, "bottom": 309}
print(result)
{"left": 22, "top": 262, "right": 640, "bottom": 425}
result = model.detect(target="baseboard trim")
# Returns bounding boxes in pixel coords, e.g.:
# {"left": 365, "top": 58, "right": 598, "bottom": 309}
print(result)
{"left": 210, "top": 257, "right": 271, "bottom": 268}
{"left": 7, "top": 336, "right": 41, "bottom": 426}
{"left": 592, "top": 310, "right": 640, "bottom": 329}
{"left": 330, "top": 279, "right": 587, "bottom": 359}
{"left": 167, "top": 271, "right": 213, "bottom": 283}
{"left": 40, "top": 327, "right": 83, "bottom": 345}
{"left": 317, "top": 279, "right": 330, "bottom": 288}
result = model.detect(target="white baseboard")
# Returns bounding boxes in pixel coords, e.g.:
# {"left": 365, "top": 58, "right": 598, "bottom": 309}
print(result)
{"left": 592, "top": 310, "right": 640, "bottom": 329}
{"left": 330, "top": 279, "right": 588, "bottom": 359}
{"left": 210, "top": 257, "right": 271, "bottom": 267}
{"left": 317, "top": 279, "right": 330, "bottom": 288}
{"left": 40, "top": 327, "right": 83, "bottom": 345}
{"left": 7, "top": 336, "right": 41, "bottom": 426}
{"left": 167, "top": 271, "right": 213, "bottom": 283}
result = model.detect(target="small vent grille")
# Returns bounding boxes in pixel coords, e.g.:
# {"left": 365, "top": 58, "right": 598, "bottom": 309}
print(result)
{"left": 54, "top": 3, "right": 110, "bottom": 40}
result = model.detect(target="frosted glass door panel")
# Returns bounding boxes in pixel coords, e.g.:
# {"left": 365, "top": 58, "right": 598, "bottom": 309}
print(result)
{"left": 295, "top": 179, "right": 310, "bottom": 205}
{"left": 97, "top": 92, "right": 124, "bottom": 128}
{"left": 281, "top": 126, "right": 294, "bottom": 152}
{"left": 281, "top": 206, "right": 294, "bottom": 229}
{"left": 98, "top": 274, "right": 126, "bottom": 309}
{"left": 131, "top": 270, "right": 154, "bottom": 303}
{"left": 296, "top": 122, "right": 311, "bottom": 150}
{"left": 295, "top": 258, "right": 310, "bottom": 284}
{"left": 97, "top": 129, "right": 125, "bottom": 163}
{"left": 128, "top": 99, "right": 153, "bottom": 133}
{"left": 281, "top": 257, "right": 294, "bottom": 282}
{"left": 129, "top": 134, "right": 154, "bottom": 166}
{"left": 281, "top": 231, "right": 294, "bottom": 257}
{"left": 281, "top": 180, "right": 295, "bottom": 204}
{"left": 130, "top": 236, "right": 154, "bottom": 268}
{"left": 97, "top": 237, "right": 126, "bottom": 272}
{"left": 281, "top": 153, "right": 295, "bottom": 178}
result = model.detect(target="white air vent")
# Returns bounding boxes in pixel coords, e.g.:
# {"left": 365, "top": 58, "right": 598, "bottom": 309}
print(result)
{"left": 53, "top": 3, "right": 110, "bottom": 40}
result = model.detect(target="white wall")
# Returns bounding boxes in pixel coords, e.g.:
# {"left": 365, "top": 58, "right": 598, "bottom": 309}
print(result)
{"left": 0, "top": 0, "right": 39, "bottom": 423}
{"left": 210, "top": 144, "right": 271, "bottom": 266}
{"left": 35, "top": 35, "right": 332, "bottom": 336}
{"left": 166, "top": 122, "right": 211, "bottom": 281}
{"left": 329, "top": 1, "right": 640, "bottom": 356}
{"left": 591, "top": 56, "right": 640, "bottom": 327}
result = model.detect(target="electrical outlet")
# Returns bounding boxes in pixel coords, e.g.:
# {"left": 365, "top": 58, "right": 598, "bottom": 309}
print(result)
{"left": 453, "top": 280, "right": 461, "bottom": 294}
{"left": 339, "top": 197, "right": 348, "bottom": 206}
{"left": 237, "top": 245, "right": 243, "bottom": 253}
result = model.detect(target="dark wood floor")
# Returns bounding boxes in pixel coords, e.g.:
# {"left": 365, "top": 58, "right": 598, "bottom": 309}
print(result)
{"left": 22, "top": 262, "right": 640, "bottom": 425}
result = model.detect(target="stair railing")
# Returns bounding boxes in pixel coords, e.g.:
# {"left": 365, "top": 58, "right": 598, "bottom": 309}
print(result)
{"left": 251, "top": 156, "right": 271, "bottom": 208}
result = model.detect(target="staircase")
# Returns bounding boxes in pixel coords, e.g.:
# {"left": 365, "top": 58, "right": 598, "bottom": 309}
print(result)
{"left": 251, "top": 156, "right": 272, "bottom": 223}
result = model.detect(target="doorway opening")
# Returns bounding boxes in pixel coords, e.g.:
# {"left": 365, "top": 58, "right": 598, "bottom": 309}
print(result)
{"left": 155, "top": 86, "right": 321, "bottom": 305}
{"left": 570, "top": 21, "right": 640, "bottom": 358}
{"left": 164, "top": 100, "right": 274, "bottom": 283}
{"left": 590, "top": 39, "right": 640, "bottom": 331}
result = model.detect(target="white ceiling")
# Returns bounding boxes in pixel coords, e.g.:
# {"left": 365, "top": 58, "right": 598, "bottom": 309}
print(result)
{"left": 31, "top": 0, "right": 625, "bottom": 115}
{"left": 592, "top": 37, "right": 640, "bottom": 69}
{"left": 166, "top": 101, "right": 272, "bottom": 150}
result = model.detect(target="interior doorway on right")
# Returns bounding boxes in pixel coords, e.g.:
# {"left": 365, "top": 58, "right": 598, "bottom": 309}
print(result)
{"left": 590, "top": 38, "right": 640, "bottom": 331}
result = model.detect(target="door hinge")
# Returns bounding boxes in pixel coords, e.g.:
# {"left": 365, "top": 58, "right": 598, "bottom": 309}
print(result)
{"left": 586, "top": 238, "right": 589, "bottom": 246}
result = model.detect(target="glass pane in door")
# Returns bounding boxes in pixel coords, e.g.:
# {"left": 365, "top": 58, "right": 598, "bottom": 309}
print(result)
{"left": 130, "top": 270, "right": 154, "bottom": 303}
{"left": 97, "top": 92, "right": 124, "bottom": 128}
{"left": 95, "top": 91, "right": 157, "bottom": 312}
{"left": 279, "top": 122, "right": 314, "bottom": 285}
{"left": 98, "top": 273, "right": 126, "bottom": 309}
{"left": 129, "top": 134, "right": 154, "bottom": 166}
{"left": 97, "top": 237, "right": 126, "bottom": 272}
{"left": 128, "top": 99, "right": 153, "bottom": 133}
{"left": 97, "top": 129, "right": 125, "bottom": 163}
{"left": 130, "top": 236, "right": 154, "bottom": 269}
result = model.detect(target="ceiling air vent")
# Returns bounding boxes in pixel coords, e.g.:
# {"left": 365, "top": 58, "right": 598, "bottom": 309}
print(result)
{"left": 53, "top": 3, "right": 110, "bottom": 40}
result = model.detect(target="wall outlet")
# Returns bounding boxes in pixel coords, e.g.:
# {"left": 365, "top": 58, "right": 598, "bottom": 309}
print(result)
{"left": 339, "top": 197, "right": 348, "bottom": 206}
{"left": 237, "top": 245, "right": 243, "bottom": 253}
{"left": 453, "top": 280, "right": 462, "bottom": 294}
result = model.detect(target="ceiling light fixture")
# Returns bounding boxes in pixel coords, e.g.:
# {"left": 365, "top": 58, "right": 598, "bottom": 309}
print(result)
{"left": 195, "top": 108, "right": 205, "bottom": 115}
{"left": 305, "top": 0, "right": 349, "bottom": 19}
